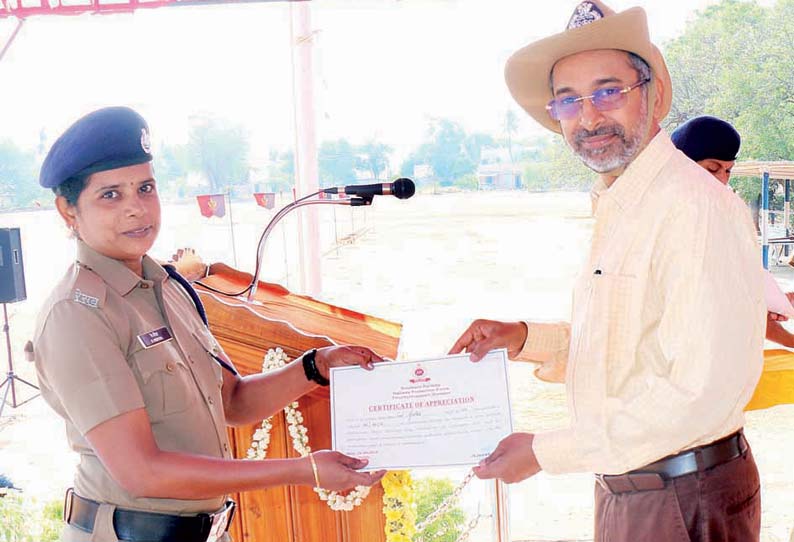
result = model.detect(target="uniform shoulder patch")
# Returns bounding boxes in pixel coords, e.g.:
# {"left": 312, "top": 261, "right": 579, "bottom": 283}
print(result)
{"left": 74, "top": 289, "right": 100, "bottom": 308}
{"left": 69, "top": 265, "right": 107, "bottom": 309}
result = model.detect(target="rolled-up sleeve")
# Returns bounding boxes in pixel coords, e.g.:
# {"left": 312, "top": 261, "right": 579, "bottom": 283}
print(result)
{"left": 35, "top": 300, "right": 144, "bottom": 435}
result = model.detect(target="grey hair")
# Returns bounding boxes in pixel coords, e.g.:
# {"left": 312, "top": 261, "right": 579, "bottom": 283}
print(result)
{"left": 627, "top": 52, "right": 651, "bottom": 83}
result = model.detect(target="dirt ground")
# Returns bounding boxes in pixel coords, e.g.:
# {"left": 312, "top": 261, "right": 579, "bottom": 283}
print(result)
{"left": 1, "top": 190, "right": 792, "bottom": 541}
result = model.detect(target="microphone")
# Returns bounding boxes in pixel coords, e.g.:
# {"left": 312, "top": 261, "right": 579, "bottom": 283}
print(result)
{"left": 323, "top": 178, "right": 415, "bottom": 200}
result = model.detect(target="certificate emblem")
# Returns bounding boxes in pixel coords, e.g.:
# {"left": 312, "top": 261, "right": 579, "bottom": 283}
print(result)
{"left": 410, "top": 364, "right": 430, "bottom": 383}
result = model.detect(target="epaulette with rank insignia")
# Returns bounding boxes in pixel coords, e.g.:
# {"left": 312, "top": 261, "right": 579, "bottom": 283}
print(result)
{"left": 69, "top": 265, "right": 107, "bottom": 309}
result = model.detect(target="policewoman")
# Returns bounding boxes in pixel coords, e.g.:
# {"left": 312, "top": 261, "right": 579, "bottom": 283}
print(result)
{"left": 31, "top": 106, "right": 386, "bottom": 542}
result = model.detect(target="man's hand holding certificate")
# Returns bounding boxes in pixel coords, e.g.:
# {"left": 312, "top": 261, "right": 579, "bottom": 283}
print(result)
{"left": 330, "top": 350, "right": 513, "bottom": 470}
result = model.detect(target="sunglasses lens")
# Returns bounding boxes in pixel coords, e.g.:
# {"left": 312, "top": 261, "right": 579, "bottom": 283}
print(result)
{"left": 592, "top": 88, "right": 626, "bottom": 111}
{"left": 548, "top": 100, "right": 579, "bottom": 121}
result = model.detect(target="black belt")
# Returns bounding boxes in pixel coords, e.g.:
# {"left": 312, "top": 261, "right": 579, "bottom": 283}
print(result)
{"left": 64, "top": 489, "right": 236, "bottom": 542}
{"left": 596, "top": 430, "right": 748, "bottom": 494}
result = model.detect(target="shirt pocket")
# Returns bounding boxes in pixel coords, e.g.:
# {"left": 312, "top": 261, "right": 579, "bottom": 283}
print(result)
{"left": 131, "top": 344, "right": 197, "bottom": 422}
{"left": 587, "top": 272, "right": 639, "bottom": 393}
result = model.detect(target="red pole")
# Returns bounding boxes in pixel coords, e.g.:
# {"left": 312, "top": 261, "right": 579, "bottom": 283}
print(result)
{"left": 0, "top": 18, "right": 24, "bottom": 64}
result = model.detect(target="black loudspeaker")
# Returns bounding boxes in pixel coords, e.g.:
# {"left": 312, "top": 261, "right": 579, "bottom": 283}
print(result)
{"left": 0, "top": 228, "right": 26, "bottom": 303}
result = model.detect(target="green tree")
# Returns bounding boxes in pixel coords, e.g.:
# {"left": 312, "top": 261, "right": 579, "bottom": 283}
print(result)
{"left": 663, "top": 0, "right": 793, "bottom": 160}
{"left": 400, "top": 119, "right": 477, "bottom": 186}
{"left": 266, "top": 148, "right": 295, "bottom": 192}
{"left": 662, "top": 0, "right": 794, "bottom": 208}
{"left": 414, "top": 478, "right": 467, "bottom": 542}
{"left": 399, "top": 142, "right": 433, "bottom": 181}
{"left": 453, "top": 173, "right": 479, "bottom": 191}
{"left": 319, "top": 139, "right": 357, "bottom": 187}
{"left": 0, "top": 494, "right": 62, "bottom": 542}
{"left": 356, "top": 140, "right": 392, "bottom": 181}
{"left": 0, "top": 140, "right": 46, "bottom": 209}
{"left": 522, "top": 135, "right": 593, "bottom": 191}
{"left": 187, "top": 115, "right": 250, "bottom": 193}
{"left": 503, "top": 108, "right": 519, "bottom": 165}
{"left": 153, "top": 142, "right": 189, "bottom": 197}
{"left": 464, "top": 132, "right": 496, "bottom": 167}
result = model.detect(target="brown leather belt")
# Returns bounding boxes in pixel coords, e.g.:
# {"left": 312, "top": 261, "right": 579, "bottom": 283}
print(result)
{"left": 63, "top": 489, "right": 235, "bottom": 542}
{"left": 596, "top": 430, "right": 748, "bottom": 494}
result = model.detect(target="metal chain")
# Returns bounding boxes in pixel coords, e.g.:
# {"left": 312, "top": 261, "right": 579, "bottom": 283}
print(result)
{"left": 415, "top": 469, "right": 476, "bottom": 534}
{"left": 452, "top": 512, "right": 491, "bottom": 542}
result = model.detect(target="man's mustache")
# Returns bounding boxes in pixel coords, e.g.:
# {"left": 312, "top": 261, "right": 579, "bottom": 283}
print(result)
{"left": 574, "top": 125, "right": 625, "bottom": 146}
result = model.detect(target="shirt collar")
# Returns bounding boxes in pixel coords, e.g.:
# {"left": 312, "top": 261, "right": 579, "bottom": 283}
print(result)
{"left": 594, "top": 129, "right": 676, "bottom": 213}
{"left": 76, "top": 240, "right": 166, "bottom": 296}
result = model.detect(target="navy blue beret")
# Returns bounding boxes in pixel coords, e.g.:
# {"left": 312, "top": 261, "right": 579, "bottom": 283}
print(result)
{"left": 671, "top": 116, "right": 741, "bottom": 163}
{"left": 39, "top": 106, "right": 153, "bottom": 189}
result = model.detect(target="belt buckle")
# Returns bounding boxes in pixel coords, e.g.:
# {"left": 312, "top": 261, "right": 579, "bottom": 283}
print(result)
{"left": 63, "top": 488, "right": 75, "bottom": 524}
{"left": 207, "top": 501, "right": 235, "bottom": 542}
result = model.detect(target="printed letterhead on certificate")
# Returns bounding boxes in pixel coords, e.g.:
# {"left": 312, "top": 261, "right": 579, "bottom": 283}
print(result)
{"left": 330, "top": 349, "right": 513, "bottom": 471}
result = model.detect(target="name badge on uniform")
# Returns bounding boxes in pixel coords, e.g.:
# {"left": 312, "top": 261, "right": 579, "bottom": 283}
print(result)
{"left": 137, "top": 327, "right": 173, "bottom": 349}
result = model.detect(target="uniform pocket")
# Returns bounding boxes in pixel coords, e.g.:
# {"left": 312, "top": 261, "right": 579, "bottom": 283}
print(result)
{"left": 131, "top": 345, "right": 196, "bottom": 421}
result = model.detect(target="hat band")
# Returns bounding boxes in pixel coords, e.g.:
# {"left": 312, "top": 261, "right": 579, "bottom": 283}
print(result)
{"left": 75, "top": 154, "right": 153, "bottom": 180}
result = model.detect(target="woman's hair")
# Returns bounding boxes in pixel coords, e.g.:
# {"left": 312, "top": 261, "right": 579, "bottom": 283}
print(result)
{"left": 53, "top": 175, "right": 87, "bottom": 206}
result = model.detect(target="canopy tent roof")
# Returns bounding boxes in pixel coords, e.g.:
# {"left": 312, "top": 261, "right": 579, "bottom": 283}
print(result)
{"left": 732, "top": 161, "right": 794, "bottom": 180}
{"left": 0, "top": 0, "right": 291, "bottom": 18}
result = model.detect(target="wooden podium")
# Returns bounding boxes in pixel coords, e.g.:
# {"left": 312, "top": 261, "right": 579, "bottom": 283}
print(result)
{"left": 198, "top": 265, "right": 401, "bottom": 542}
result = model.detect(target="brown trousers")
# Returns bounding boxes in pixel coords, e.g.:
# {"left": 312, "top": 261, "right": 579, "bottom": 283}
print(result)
{"left": 594, "top": 447, "right": 761, "bottom": 542}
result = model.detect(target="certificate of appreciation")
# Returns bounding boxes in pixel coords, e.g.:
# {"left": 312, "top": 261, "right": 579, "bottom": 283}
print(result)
{"left": 330, "top": 350, "right": 513, "bottom": 470}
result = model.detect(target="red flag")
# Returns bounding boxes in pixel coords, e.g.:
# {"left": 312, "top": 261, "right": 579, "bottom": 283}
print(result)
{"left": 196, "top": 194, "right": 226, "bottom": 218}
{"left": 253, "top": 192, "right": 276, "bottom": 209}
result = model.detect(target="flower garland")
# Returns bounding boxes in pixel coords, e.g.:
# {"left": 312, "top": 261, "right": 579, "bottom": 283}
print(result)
{"left": 246, "top": 348, "right": 371, "bottom": 512}
{"left": 382, "top": 471, "right": 416, "bottom": 542}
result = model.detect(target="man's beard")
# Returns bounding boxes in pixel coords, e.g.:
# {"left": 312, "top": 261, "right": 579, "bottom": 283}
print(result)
{"left": 569, "top": 109, "right": 647, "bottom": 173}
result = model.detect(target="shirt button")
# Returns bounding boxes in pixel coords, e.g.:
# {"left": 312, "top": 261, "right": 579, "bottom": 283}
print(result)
{"left": 223, "top": 443, "right": 229, "bottom": 452}
{"left": 165, "top": 362, "right": 175, "bottom": 373}
{"left": 207, "top": 397, "right": 214, "bottom": 405}
{"left": 140, "top": 283, "right": 150, "bottom": 289}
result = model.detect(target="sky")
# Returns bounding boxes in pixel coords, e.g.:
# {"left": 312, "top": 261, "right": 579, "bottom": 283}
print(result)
{"left": 0, "top": 0, "right": 748, "bottom": 164}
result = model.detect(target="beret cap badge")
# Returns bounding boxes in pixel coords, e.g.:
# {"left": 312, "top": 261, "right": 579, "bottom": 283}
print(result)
{"left": 140, "top": 128, "right": 151, "bottom": 154}
{"left": 567, "top": 1, "right": 604, "bottom": 30}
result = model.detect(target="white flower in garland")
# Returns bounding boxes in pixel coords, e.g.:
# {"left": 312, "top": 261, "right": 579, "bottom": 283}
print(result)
{"left": 247, "top": 348, "right": 371, "bottom": 511}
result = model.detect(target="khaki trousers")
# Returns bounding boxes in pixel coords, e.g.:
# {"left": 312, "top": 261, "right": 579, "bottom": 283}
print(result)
{"left": 595, "top": 447, "right": 761, "bottom": 542}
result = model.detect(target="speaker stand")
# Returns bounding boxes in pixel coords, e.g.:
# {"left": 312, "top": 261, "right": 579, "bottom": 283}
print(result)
{"left": 0, "top": 303, "right": 39, "bottom": 418}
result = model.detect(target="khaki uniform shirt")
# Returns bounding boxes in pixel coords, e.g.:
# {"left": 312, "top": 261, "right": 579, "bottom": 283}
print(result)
{"left": 33, "top": 241, "right": 234, "bottom": 541}
{"left": 516, "top": 131, "right": 765, "bottom": 475}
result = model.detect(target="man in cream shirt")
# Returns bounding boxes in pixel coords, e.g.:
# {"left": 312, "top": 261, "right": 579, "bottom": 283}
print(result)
{"left": 450, "top": 2, "right": 765, "bottom": 540}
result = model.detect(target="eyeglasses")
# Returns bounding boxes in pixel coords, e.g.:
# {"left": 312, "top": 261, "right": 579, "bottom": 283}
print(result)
{"left": 546, "top": 78, "right": 651, "bottom": 121}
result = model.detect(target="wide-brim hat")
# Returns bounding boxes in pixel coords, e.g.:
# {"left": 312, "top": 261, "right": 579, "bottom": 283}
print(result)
{"left": 505, "top": 1, "right": 672, "bottom": 134}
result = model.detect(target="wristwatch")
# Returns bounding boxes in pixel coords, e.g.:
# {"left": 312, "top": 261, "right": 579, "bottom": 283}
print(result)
{"left": 302, "top": 349, "right": 329, "bottom": 386}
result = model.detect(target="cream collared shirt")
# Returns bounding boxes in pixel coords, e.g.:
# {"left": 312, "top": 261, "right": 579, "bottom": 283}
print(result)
{"left": 518, "top": 131, "right": 765, "bottom": 475}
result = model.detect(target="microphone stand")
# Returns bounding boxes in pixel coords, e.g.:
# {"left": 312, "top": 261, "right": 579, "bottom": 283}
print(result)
{"left": 246, "top": 194, "right": 373, "bottom": 303}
